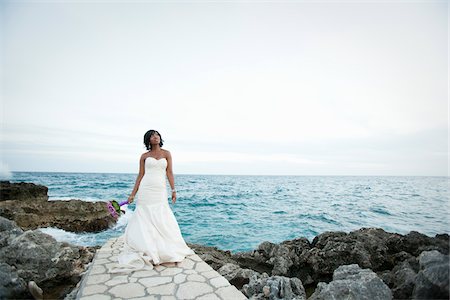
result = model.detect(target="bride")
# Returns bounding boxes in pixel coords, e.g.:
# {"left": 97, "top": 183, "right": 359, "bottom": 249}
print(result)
{"left": 112, "top": 129, "right": 195, "bottom": 272}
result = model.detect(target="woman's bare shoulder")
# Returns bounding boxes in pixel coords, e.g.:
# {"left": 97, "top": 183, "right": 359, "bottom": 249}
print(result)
{"left": 160, "top": 149, "right": 170, "bottom": 159}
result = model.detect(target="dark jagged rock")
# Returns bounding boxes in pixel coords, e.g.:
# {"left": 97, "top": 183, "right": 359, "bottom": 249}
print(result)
{"left": 412, "top": 250, "right": 449, "bottom": 299}
{"left": 231, "top": 237, "right": 312, "bottom": 280}
{"left": 0, "top": 181, "right": 117, "bottom": 232}
{"left": 186, "top": 244, "right": 262, "bottom": 289}
{"left": 0, "top": 262, "right": 27, "bottom": 299}
{"left": 242, "top": 272, "right": 307, "bottom": 300}
{"left": 233, "top": 244, "right": 275, "bottom": 275}
{"left": 187, "top": 243, "right": 237, "bottom": 270}
{"left": 195, "top": 227, "right": 449, "bottom": 299}
{"left": 380, "top": 258, "right": 418, "bottom": 299}
{"left": 0, "top": 181, "right": 48, "bottom": 201}
{"left": 309, "top": 264, "right": 392, "bottom": 300}
{"left": 218, "top": 263, "right": 258, "bottom": 289}
{"left": 386, "top": 231, "right": 449, "bottom": 257}
{"left": 0, "top": 216, "right": 97, "bottom": 299}
{"left": 303, "top": 228, "right": 400, "bottom": 283}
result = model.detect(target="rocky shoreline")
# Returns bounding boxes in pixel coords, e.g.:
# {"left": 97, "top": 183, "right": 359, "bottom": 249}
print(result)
{"left": 189, "top": 227, "right": 449, "bottom": 299}
{"left": 0, "top": 181, "right": 448, "bottom": 299}
{"left": 0, "top": 181, "right": 117, "bottom": 232}
{"left": 0, "top": 216, "right": 99, "bottom": 299}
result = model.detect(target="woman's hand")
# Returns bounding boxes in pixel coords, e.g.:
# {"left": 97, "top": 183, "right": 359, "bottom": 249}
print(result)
{"left": 128, "top": 195, "right": 135, "bottom": 204}
{"left": 171, "top": 191, "right": 177, "bottom": 204}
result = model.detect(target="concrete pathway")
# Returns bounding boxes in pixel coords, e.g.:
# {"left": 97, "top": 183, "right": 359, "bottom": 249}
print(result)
{"left": 76, "top": 236, "right": 248, "bottom": 300}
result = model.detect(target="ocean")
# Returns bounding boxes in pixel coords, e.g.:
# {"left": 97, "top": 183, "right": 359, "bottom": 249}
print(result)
{"left": 4, "top": 172, "right": 449, "bottom": 253}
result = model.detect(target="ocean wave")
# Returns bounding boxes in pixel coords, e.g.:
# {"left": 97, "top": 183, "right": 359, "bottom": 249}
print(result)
{"left": 48, "top": 196, "right": 105, "bottom": 202}
{"left": 189, "top": 202, "right": 217, "bottom": 207}
{"left": 369, "top": 206, "right": 392, "bottom": 216}
{"left": 297, "top": 213, "right": 341, "bottom": 226}
{"left": 0, "top": 163, "right": 12, "bottom": 180}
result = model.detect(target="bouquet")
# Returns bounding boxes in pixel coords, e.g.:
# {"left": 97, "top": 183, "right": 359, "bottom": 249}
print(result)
{"left": 106, "top": 199, "right": 128, "bottom": 219}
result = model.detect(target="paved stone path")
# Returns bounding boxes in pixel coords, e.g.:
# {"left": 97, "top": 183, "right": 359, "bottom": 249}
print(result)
{"left": 76, "top": 236, "right": 248, "bottom": 300}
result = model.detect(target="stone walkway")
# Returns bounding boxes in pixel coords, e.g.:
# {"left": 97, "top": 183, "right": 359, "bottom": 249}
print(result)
{"left": 76, "top": 237, "right": 248, "bottom": 300}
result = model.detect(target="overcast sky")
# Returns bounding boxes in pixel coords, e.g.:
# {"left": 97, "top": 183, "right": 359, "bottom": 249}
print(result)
{"left": 1, "top": 0, "right": 448, "bottom": 176}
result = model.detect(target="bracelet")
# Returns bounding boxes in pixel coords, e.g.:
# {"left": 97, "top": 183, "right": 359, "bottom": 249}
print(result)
{"left": 171, "top": 189, "right": 177, "bottom": 193}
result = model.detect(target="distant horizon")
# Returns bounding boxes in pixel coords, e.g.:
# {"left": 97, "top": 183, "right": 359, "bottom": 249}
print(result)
{"left": 4, "top": 170, "right": 448, "bottom": 178}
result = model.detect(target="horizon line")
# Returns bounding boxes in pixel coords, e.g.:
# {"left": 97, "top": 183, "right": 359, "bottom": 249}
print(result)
{"left": 3, "top": 170, "right": 448, "bottom": 177}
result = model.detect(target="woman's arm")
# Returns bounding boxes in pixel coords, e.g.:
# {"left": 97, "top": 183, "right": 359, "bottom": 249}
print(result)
{"left": 128, "top": 154, "right": 146, "bottom": 203}
{"left": 165, "top": 151, "right": 177, "bottom": 203}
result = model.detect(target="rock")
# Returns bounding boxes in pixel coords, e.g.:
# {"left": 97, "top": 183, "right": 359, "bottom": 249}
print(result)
{"left": 233, "top": 237, "right": 312, "bottom": 279}
{"left": 186, "top": 228, "right": 449, "bottom": 298}
{"left": 306, "top": 228, "right": 395, "bottom": 281}
{"left": 243, "top": 273, "right": 306, "bottom": 300}
{"left": 0, "top": 182, "right": 117, "bottom": 232}
{"left": 187, "top": 243, "right": 237, "bottom": 270}
{"left": 0, "top": 181, "right": 48, "bottom": 201}
{"left": 412, "top": 250, "right": 449, "bottom": 299}
{"left": 233, "top": 247, "right": 275, "bottom": 276}
{"left": 187, "top": 243, "right": 260, "bottom": 289}
{"left": 377, "top": 249, "right": 418, "bottom": 297}
{"left": 229, "top": 227, "right": 449, "bottom": 288}
{"left": 386, "top": 231, "right": 449, "bottom": 257}
{"left": 389, "top": 250, "right": 418, "bottom": 269}
{"left": 243, "top": 272, "right": 270, "bottom": 298}
{"left": 218, "top": 263, "right": 258, "bottom": 289}
{"left": 0, "top": 216, "right": 96, "bottom": 299}
{"left": 219, "top": 262, "right": 242, "bottom": 280}
{"left": 377, "top": 270, "right": 394, "bottom": 288}
{"left": 389, "top": 259, "right": 418, "bottom": 299}
{"left": 265, "top": 276, "right": 306, "bottom": 300}
{"left": 0, "top": 262, "right": 27, "bottom": 299}
{"left": 239, "top": 241, "right": 295, "bottom": 276}
{"left": 279, "top": 238, "right": 312, "bottom": 266}
{"left": 0, "top": 215, "right": 24, "bottom": 248}
{"left": 309, "top": 264, "right": 392, "bottom": 300}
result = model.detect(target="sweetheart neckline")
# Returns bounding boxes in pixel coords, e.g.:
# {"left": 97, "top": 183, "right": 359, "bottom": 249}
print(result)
{"left": 146, "top": 157, "right": 167, "bottom": 161}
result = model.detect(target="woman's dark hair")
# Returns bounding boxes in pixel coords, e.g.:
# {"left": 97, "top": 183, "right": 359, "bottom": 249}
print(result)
{"left": 143, "top": 130, "right": 164, "bottom": 150}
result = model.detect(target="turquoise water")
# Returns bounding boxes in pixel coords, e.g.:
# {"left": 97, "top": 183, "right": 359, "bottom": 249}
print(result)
{"left": 5, "top": 172, "right": 449, "bottom": 253}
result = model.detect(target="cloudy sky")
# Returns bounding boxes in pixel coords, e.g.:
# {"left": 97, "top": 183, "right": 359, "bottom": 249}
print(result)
{"left": 1, "top": 0, "right": 448, "bottom": 176}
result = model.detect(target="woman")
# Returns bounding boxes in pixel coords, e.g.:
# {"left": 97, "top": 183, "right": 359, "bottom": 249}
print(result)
{"left": 112, "top": 130, "right": 195, "bottom": 272}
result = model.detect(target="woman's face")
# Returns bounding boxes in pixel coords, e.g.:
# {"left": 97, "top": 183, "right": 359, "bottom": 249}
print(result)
{"left": 150, "top": 132, "right": 160, "bottom": 144}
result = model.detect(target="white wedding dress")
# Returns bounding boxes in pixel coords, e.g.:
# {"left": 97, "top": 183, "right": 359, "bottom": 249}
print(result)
{"left": 111, "top": 157, "right": 195, "bottom": 272}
